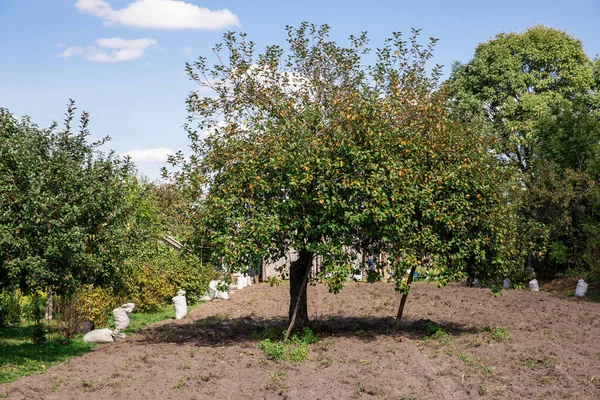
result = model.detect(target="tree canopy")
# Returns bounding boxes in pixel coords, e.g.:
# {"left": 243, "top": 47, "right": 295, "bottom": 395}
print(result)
{"left": 449, "top": 25, "right": 600, "bottom": 280}
{"left": 0, "top": 101, "right": 137, "bottom": 295}
{"left": 448, "top": 25, "right": 598, "bottom": 174}
{"left": 171, "top": 23, "right": 520, "bottom": 331}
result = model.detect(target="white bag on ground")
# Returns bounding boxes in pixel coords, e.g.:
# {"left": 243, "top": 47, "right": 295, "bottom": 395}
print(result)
{"left": 247, "top": 275, "right": 253, "bottom": 286}
{"left": 83, "top": 328, "right": 115, "bottom": 343}
{"left": 208, "top": 280, "right": 220, "bottom": 299}
{"left": 199, "top": 290, "right": 213, "bottom": 301}
{"left": 237, "top": 275, "right": 247, "bottom": 290}
{"left": 172, "top": 290, "right": 188, "bottom": 319}
{"left": 503, "top": 278, "right": 511, "bottom": 289}
{"left": 575, "top": 279, "right": 589, "bottom": 298}
{"left": 529, "top": 279, "right": 539, "bottom": 292}
{"left": 216, "top": 290, "right": 229, "bottom": 300}
{"left": 228, "top": 283, "right": 237, "bottom": 295}
{"left": 113, "top": 303, "right": 135, "bottom": 331}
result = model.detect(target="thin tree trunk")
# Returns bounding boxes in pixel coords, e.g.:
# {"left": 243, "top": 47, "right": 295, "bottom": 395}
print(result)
{"left": 392, "top": 263, "right": 418, "bottom": 334}
{"left": 44, "top": 288, "right": 53, "bottom": 320}
{"left": 287, "top": 248, "right": 312, "bottom": 335}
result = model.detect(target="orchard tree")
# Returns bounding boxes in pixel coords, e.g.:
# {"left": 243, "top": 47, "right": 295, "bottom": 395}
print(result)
{"left": 170, "top": 23, "right": 520, "bottom": 333}
{"left": 0, "top": 101, "right": 138, "bottom": 296}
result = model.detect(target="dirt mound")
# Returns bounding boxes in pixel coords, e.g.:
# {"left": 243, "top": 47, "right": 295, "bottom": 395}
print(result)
{"left": 4, "top": 282, "right": 600, "bottom": 399}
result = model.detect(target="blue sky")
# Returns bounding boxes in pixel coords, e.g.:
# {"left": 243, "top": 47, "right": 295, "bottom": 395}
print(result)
{"left": 1, "top": 0, "right": 599, "bottom": 180}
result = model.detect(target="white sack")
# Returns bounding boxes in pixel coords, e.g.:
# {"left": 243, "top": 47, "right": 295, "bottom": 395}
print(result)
{"left": 529, "top": 279, "right": 540, "bottom": 292}
{"left": 172, "top": 290, "right": 188, "bottom": 319}
{"left": 503, "top": 278, "right": 511, "bottom": 289}
{"left": 83, "top": 328, "right": 115, "bottom": 343}
{"left": 113, "top": 303, "right": 135, "bottom": 331}
{"left": 575, "top": 279, "right": 589, "bottom": 298}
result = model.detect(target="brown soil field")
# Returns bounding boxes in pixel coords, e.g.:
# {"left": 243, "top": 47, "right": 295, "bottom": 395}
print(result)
{"left": 4, "top": 282, "right": 600, "bottom": 399}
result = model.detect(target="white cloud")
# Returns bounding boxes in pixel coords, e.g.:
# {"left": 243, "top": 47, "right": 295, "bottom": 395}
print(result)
{"left": 121, "top": 147, "right": 175, "bottom": 163}
{"left": 75, "top": 0, "right": 240, "bottom": 30}
{"left": 60, "top": 37, "right": 158, "bottom": 63}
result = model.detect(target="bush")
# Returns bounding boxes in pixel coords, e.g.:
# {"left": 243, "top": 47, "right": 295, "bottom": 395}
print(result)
{"left": 123, "top": 246, "right": 216, "bottom": 312}
{"left": 55, "top": 295, "right": 86, "bottom": 339}
{"left": 0, "top": 289, "right": 22, "bottom": 326}
{"left": 78, "top": 286, "right": 118, "bottom": 327}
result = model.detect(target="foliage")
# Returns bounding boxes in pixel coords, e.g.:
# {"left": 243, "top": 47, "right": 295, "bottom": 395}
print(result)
{"left": 146, "top": 183, "right": 194, "bottom": 241}
{"left": 258, "top": 327, "right": 318, "bottom": 363}
{"left": 122, "top": 245, "right": 215, "bottom": 312}
{"left": 448, "top": 25, "right": 600, "bottom": 280}
{"left": 0, "top": 102, "right": 137, "bottom": 296}
{"left": 0, "top": 290, "right": 21, "bottom": 327}
{"left": 169, "top": 22, "right": 520, "bottom": 328}
{"left": 448, "top": 25, "right": 597, "bottom": 174}
{"left": 77, "top": 285, "right": 116, "bottom": 327}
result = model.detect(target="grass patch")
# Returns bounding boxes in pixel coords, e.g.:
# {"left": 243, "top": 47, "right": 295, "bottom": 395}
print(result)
{"left": 0, "top": 303, "right": 199, "bottom": 385}
{"left": 482, "top": 325, "right": 510, "bottom": 342}
{"left": 0, "top": 329, "right": 96, "bottom": 385}
{"left": 111, "top": 303, "right": 199, "bottom": 335}
{"left": 258, "top": 327, "right": 318, "bottom": 363}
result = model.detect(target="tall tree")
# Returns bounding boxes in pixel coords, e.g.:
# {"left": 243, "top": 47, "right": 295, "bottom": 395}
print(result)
{"left": 448, "top": 25, "right": 600, "bottom": 279}
{"left": 170, "top": 23, "right": 520, "bottom": 332}
{"left": 0, "top": 101, "right": 137, "bottom": 296}
{"left": 448, "top": 25, "right": 597, "bottom": 174}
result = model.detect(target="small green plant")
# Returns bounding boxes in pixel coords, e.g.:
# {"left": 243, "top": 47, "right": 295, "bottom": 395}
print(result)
{"left": 251, "top": 327, "right": 280, "bottom": 341}
{"left": 267, "top": 276, "right": 282, "bottom": 287}
{"left": 259, "top": 339, "right": 286, "bottom": 361}
{"left": 458, "top": 352, "right": 493, "bottom": 375}
{"left": 482, "top": 326, "right": 510, "bottom": 342}
{"left": 173, "top": 376, "right": 186, "bottom": 389}
{"left": 490, "top": 327, "right": 510, "bottom": 342}
{"left": 520, "top": 356, "right": 553, "bottom": 371}
{"left": 478, "top": 385, "right": 487, "bottom": 396}
{"left": 426, "top": 323, "right": 448, "bottom": 339}
{"left": 258, "top": 328, "right": 319, "bottom": 363}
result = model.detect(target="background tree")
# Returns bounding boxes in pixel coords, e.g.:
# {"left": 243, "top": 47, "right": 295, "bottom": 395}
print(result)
{"left": 170, "top": 23, "right": 520, "bottom": 333}
{"left": 0, "top": 101, "right": 137, "bottom": 296}
{"left": 448, "top": 25, "right": 600, "bottom": 280}
{"left": 448, "top": 25, "right": 597, "bottom": 174}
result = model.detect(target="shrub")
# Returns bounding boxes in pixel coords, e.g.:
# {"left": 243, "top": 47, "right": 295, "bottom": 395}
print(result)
{"left": 0, "top": 289, "right": 22, "bottom": 326}
{"left": 122, "top": 246, "right": 216, "bottom": 312}
{"left": 78, "top": 285, "right": 118, "bottom": 327}
{"left": 54, "top": 295, "right": 86, "bottom": 339}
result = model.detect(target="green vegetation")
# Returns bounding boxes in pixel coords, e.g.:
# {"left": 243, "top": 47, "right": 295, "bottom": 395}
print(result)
{"left": 0, "top": 304, "right": 192, "bottom": 384}
{"left": 257, "top": 327, "right": 319, "bottom": 363}
{"left": 0, "top": 323, "right": 96, "bottom": 384}
{"left": 449, "top": 25, "right": 600, "bottom": 282}
{"left": 168, "top": 22, "right": 521, "bottom": 334}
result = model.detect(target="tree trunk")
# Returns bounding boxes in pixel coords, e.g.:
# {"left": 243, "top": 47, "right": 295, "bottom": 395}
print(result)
{"left": 392, "top": 263, "right": 418, "bottom": 334}
{"left": 44, "top": 288, "right": 53, "bottom": 320}
{"left": 288, "top": 248, "right": 312, "bottom": 330}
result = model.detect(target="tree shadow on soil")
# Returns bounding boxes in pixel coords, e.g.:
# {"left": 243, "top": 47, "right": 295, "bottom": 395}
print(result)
{"left": 138, "top": 314, "right": 478, "bottom": 348}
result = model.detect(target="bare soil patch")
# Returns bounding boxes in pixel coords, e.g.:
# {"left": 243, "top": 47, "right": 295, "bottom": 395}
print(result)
{"left": 3, "top": 282, "right": 600, "bottom": 399}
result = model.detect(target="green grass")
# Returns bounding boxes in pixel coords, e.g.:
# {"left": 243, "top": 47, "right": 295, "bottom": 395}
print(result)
{"left": 0, "top": 324, "right": 97, "bottom": 384}
{"left": 257, "top": 327, "right": 319, "bottom": 363}
{"left": 0, "top": 303, "right": 200, "bottom": 385}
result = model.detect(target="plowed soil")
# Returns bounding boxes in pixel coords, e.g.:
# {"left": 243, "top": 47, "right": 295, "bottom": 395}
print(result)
{"left": 4, "top": 282, "right": 600, "bottom": 399}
